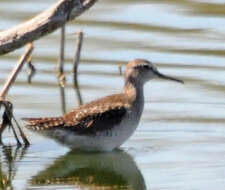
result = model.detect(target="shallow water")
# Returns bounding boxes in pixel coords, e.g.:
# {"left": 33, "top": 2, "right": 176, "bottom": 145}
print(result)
{"left": 1, "top": 0, "right": 225, "bottom": 189}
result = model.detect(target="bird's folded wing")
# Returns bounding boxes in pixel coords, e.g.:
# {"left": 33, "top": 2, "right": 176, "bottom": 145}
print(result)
{"left": 23, "top": 94, "right": 131, "bottom": 134}
{"left": 23, "top": 105, "right": 127, "bottom": 134}
{"left": 62, "top": 104, "right": 127, "bottom": 134}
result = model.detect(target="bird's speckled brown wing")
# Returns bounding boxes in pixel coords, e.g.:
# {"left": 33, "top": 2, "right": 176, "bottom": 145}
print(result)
{"left": 23, "top": 94, "right": 132, "bottom": 135}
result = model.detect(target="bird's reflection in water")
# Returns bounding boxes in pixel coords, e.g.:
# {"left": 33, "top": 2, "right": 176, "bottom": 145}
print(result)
{"left": 29, "top": 150, "right": 146, "bottom": 190}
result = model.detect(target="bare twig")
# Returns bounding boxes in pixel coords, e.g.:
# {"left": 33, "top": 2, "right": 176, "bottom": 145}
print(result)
{"left": 59, "top": 85, "right": 66, "bottom": 114}
{"left": 0, "top": 44, "right": 33, "bottom": 145}
{"left": 118, "top": 65, "right": 122, "bottom": 76}
{"left": 0, "top": 0, "right": 98, "bottom": 55}
{"left": 58, "top": 26, "right": 66, "bottom": 78}
{"left": 12, "top": 115, "right": 30, "bottom": 146}
{"left": 0, "top": 43, "right": 33, "bottom": 99}
{"left": 73, "top": 31, "right": 83, "bottom": 79}
{"left": 116, "top": 62, "right": 123, "bottom": 76}
{"left": 0, "top": 101, "right": 21, "bottom": 146}
{"left": 27, "top": 56, "right": 36, "bottom": 84}
{"left": 9, "top": 121, "right": 21, "bottom": 147}
{"left": 73, "top": 31, "right": 83, "bottom": 105}
{"left": 0, "top": 102, "right": 13, "bottom": 145}
{"left": 58, "top": 26, "right": 66, "bottom": 114}
{"left": 58, "top": 25, "right": 66, "bottom": 88}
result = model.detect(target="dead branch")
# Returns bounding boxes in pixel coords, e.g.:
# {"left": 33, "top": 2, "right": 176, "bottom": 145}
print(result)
{"left": 0, "top": 101, "right": 21, "bottom": 146}
{"left": 0, "top": 43, "right": 33, "bottom": 146}
{"left": 0, "top": 44, "right": 33, "bottom": 99}
{"left": 0, "top": 0, "right": 97, "bottom": 55}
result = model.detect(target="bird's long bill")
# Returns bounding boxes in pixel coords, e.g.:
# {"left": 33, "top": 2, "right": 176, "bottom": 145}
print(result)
{"left": 155, "top": 70, "right": 184, "bottom": 84}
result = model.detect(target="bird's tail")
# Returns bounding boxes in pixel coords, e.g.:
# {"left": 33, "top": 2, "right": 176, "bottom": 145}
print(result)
{"left": 22, "top": 117, "right": 65, "bottom": 131}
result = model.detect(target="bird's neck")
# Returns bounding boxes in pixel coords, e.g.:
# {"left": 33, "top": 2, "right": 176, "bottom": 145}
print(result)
{"left": 123, "top": 79, "right": 144, "bottom": 112}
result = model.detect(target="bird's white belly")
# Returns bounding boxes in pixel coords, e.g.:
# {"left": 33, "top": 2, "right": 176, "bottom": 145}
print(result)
{"left": 48, "top": 113, "right": 140, "bottom": 152}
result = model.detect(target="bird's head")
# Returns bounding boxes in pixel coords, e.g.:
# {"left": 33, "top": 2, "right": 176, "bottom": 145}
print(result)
{"left": 125, "top": 59, "right": 183, "bottom": 85}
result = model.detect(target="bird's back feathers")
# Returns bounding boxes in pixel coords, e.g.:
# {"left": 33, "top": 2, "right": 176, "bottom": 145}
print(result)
{"left": 23, "top": 93, "right": 133, "bottom": 135}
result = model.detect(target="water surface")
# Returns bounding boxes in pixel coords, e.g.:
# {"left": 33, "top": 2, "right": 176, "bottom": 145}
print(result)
{"left": 1, "top": 0, "right": 225, "bottom": 189}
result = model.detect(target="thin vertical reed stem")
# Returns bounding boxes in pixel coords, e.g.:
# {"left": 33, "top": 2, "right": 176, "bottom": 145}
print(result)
{"left": 58, "top": 26, "right": 66, "bottom": 114}
{"left": 73, "top": 31, "right": 83, "bottom": 105}
{"left": 58, "top": 26, "right": 65, "bottom": 76}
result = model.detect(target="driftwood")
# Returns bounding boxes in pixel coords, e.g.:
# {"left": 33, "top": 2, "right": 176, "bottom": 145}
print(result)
{"left": 0, "top": 0, "right": 97, "bottom": 55}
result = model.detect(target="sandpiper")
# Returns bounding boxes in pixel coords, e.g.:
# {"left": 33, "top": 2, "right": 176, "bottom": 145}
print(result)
{"left": 23, "top": 59, "right": 183, "bottom": 152}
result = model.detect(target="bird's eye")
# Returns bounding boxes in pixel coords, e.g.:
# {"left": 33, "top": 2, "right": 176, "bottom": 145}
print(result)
{"left": 143, "top": 65, "right": 150, "bottom": 69}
